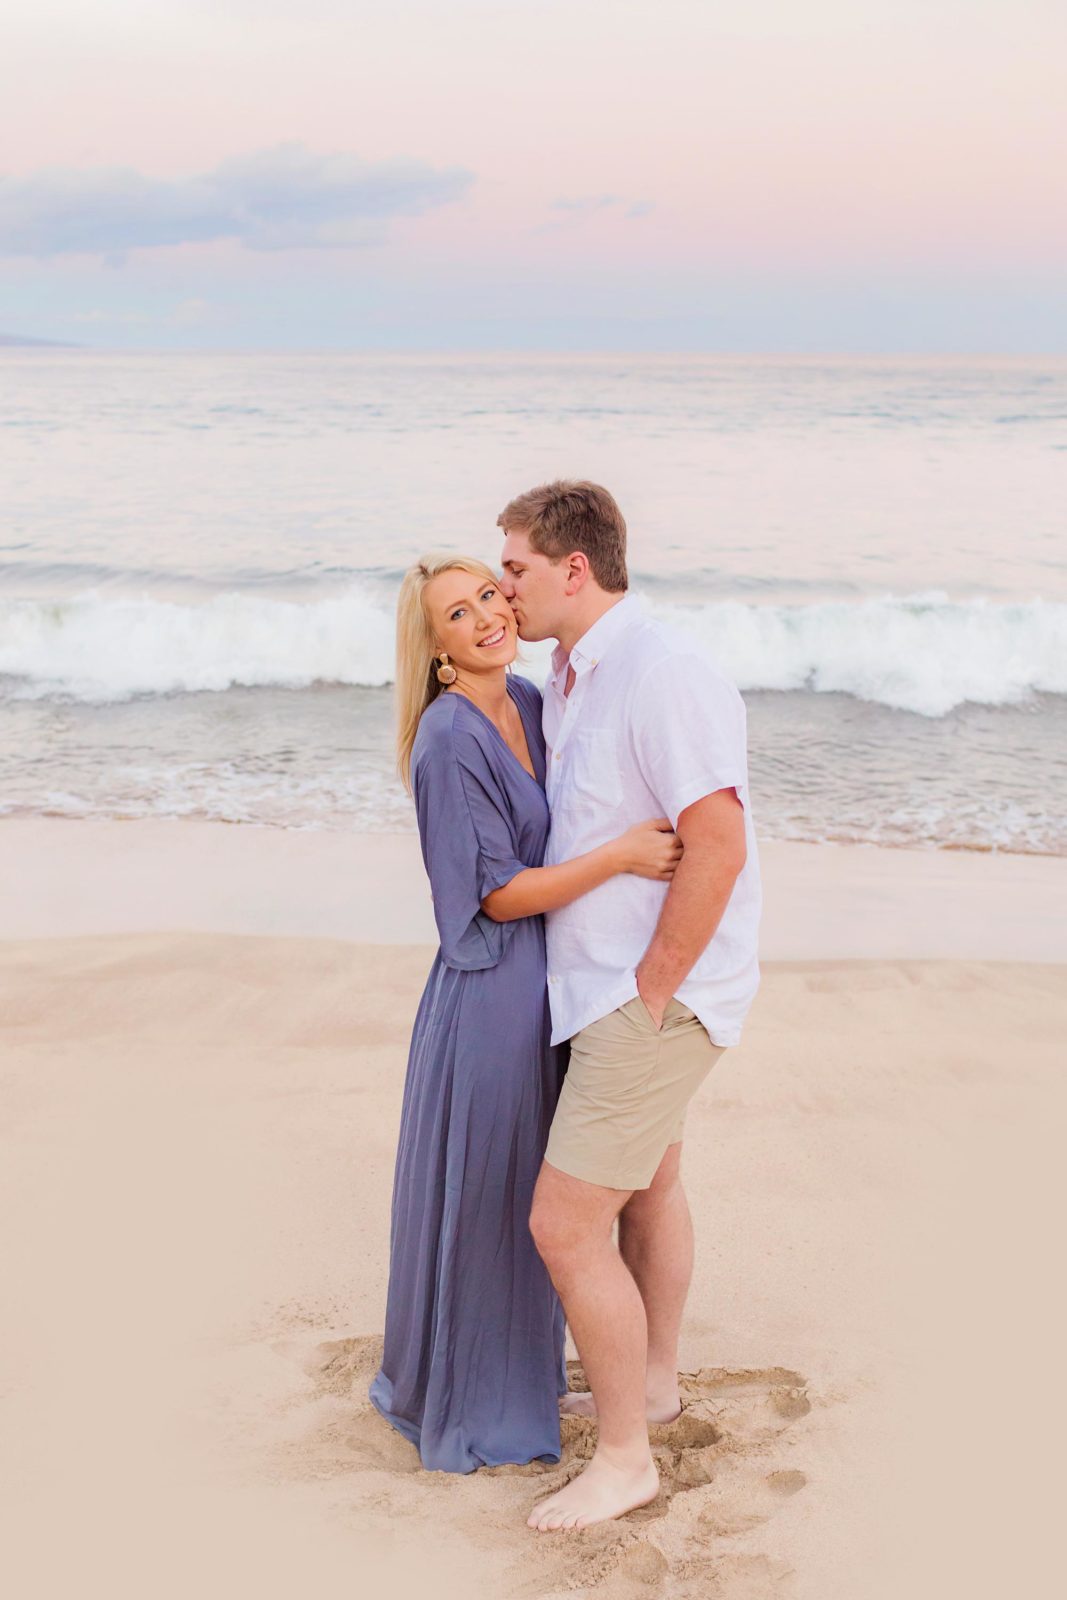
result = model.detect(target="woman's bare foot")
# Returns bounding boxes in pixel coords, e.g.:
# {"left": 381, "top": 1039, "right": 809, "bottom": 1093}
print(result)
{"left": 560, "top": 1390, "right": 682, "bottom": 1425}
{"left": 527, "top": 1450, "right": 660, "bottom": 1532}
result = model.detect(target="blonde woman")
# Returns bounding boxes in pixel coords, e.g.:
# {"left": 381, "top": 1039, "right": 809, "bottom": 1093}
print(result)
{"left": 369, "top": 555, "right": 681, "bottom": 1472}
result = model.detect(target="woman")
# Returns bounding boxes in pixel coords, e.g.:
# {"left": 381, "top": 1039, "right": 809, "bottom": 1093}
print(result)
{"left": 369, "top": 555, "right": 681, "bottom": 1473}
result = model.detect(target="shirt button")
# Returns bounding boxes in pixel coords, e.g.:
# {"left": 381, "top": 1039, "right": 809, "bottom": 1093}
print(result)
{"left": 554, "top": 753, "right": 561, "bottom": 761}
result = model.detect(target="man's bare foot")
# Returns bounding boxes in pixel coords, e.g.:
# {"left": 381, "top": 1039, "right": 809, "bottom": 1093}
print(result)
{"left": 560, "top": 1390, "right": 682, "bottom": 1425}
{"left": 527, "top": 1450, "right": 659, "bottom": 1532}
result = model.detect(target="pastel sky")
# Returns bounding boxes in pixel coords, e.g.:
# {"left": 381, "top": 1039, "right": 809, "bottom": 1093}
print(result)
{"left": 2, "top": 0, "right": 1065, "bottom": 350}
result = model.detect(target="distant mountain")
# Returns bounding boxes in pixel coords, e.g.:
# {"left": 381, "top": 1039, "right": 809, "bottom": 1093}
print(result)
{"left": 0, "top": 333, "right": 79, "bottom": 348}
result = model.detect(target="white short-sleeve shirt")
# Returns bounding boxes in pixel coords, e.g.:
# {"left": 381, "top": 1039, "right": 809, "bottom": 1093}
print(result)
{"left": 541, "top": 591, "right": 761, "bottom": 1048}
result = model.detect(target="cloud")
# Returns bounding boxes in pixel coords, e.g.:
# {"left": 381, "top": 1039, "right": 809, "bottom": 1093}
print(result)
{"left": 69, "top": 298, "right": 218, "bottom": 329}
{"left": 0, "top": 144, "right": 473, "bottom": 259}
{"left": 70, "top": 307, "right": 151, "bottom": 325}
{"left": 538, "top": 194, "right": 655, "bottom": 231}
{"left": 170, "top": 298, "right": 216, "bottom": 328}
{"left": 551, "top": 194, "right": 624, "bottom": 216}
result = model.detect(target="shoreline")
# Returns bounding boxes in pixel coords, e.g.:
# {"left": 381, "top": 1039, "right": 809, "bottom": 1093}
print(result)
{"left": 3, "top": 814, "right": 1066, "bottom": 959}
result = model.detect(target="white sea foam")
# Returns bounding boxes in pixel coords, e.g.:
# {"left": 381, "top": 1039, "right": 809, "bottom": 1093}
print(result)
{"left": 1, "top": 585, "right": 1065, "bottom": 717}
{"left": 0, "top": 586, "right": 396, "bottom": 701}
{"left": 655, "top": 592, "right": 1067, "bottom": 717}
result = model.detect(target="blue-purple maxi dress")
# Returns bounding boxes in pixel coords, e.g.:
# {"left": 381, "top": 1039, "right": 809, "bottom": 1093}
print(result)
{"left": 369, "top": 673, "right": 568, "bottom": 1472}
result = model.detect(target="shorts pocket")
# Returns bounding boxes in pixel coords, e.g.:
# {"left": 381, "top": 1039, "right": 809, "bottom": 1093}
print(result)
{"left": 629, "top": 995, "right": 695, "bottom": 1032}
{"left": 626, "top": 994, "right": 662, "bottom": 1032}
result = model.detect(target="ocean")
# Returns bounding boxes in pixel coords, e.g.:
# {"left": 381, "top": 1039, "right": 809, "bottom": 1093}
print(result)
{"left": 2, "top": 350, "right": 1065, "bottom": 853}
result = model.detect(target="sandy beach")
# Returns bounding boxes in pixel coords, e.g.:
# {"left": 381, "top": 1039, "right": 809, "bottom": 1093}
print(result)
{"left": 2, "top": 820, "right": 1064, "bottom": 1599}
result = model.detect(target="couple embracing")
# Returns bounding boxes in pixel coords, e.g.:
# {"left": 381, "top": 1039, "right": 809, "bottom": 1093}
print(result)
{"left": 370, "top": 480, "right": 761, "bottom": 1532}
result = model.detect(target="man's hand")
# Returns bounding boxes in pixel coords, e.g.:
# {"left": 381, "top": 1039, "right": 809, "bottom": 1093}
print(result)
{"left": 635, "top": 975, "right": 669, "bottom": 1032}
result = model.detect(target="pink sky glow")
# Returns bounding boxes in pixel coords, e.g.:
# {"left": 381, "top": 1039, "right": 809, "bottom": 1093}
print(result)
{"left": 2, "top": 0, "right": 1064, "bottom": 348}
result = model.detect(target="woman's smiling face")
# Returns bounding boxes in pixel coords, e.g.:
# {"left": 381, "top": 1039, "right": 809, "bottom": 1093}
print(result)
{"left": 424, "top": 569, "right": 519, "bottom": 676}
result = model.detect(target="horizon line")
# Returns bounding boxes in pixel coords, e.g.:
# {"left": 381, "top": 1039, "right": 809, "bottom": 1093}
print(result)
{"left": 4, "top": 339, "right": 1067, "bottom": 361}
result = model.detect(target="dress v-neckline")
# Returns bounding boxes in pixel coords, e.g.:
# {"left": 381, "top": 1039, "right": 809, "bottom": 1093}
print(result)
{"left": 445, "top": 679, "right": 543, "bottom": 788}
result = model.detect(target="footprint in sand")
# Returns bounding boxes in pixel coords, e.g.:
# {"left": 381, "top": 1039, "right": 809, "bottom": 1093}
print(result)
{"left": 270, "top": 1337, "right": 812, "bottom": 1599}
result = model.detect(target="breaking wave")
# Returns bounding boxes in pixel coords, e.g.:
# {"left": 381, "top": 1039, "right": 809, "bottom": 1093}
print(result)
{"left": 2, "top": 585, "right": 1064, "bottom": 717}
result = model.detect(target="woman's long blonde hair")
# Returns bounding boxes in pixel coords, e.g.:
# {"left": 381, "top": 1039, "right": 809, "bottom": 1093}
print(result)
{"left": 395, "top": 553, "right": 506, "bottom": 794}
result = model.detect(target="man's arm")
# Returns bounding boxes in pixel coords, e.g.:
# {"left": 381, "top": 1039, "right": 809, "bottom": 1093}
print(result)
{"left": 635, "top": 787, "right": 747, "bottom": 1028}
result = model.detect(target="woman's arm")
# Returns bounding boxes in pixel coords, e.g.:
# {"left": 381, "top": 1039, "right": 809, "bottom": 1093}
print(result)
{"left": 481, "top": 820, "right": 680, "bottom": 921}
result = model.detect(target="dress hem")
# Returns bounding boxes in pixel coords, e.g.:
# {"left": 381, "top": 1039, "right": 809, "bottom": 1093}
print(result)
{"left": 369, "top": 1377, "right": 562, "bottom": 1475}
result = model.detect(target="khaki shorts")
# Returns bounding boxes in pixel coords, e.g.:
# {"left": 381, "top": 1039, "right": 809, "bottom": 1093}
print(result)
{"left": 545, "top": 995, "right": 726, "bottom": 1192}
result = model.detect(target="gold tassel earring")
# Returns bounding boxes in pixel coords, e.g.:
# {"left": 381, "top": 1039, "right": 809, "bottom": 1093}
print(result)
{"left": 435, "top": 653, "right": 457, "bottom": 685}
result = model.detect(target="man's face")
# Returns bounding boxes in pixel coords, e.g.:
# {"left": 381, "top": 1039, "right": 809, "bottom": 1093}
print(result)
{"left": 497, "top": 528, "right": 568, "bottom": 643}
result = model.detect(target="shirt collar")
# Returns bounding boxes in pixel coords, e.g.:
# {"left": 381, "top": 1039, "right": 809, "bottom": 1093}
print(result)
{"left": 549, "top": 591, "right": 646, "bottom": 682}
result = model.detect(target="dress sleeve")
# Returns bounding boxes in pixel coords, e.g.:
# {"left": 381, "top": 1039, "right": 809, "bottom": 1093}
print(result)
{"left": 630, "top": 652, "right": 751, "bottom": 831}
{"left": 412, "top": 720, "right": 530, "bottom": 970}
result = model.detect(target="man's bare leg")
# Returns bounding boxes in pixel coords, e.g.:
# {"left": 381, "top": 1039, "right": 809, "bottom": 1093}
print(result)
{"left": 526, "top": 1162, "right": 659, "bottom": 1532}
{"left": 560, "top": 1142, "right": 691, "bottom": 1424}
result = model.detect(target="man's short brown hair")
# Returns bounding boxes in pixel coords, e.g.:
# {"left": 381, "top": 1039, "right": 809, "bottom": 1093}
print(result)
{"left": 497, "top": 479, "right": 628, "bottom": 593}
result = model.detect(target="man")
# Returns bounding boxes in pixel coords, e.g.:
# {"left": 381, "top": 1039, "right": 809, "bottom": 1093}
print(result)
{"left": 496, "top": 480, "right": 761, "bottom": 1533}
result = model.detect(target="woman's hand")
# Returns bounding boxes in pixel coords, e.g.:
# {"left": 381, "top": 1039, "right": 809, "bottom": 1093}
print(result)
{"left": 484, "top": 817, "right": 683, "bottom": 921}
{"left": 614, "top": 818, "right": 683, "bottom": 880}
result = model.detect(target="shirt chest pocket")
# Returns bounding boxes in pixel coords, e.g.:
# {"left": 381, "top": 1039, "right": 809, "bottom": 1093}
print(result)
{"left": 563, "top": 728, "right": 625, "bottom": 809}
